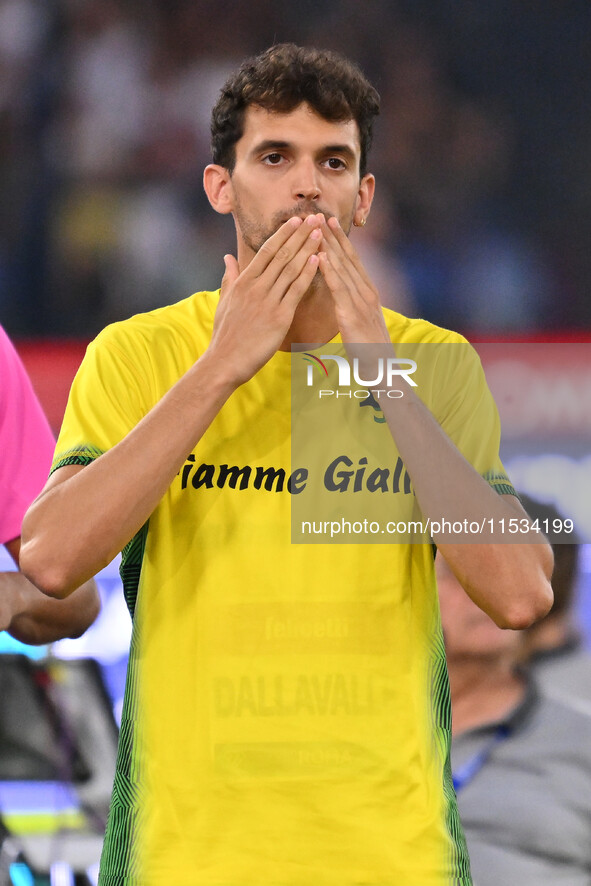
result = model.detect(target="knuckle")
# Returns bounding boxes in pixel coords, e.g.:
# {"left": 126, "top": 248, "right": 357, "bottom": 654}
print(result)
{"left": 274, "top": 245, "right": 291, "bottom": 264}
{"left": 257, "top": 242, "right": 274, "bottom": 260}
{"left": 279, "top": 260, "right": 301, "bottom": 281}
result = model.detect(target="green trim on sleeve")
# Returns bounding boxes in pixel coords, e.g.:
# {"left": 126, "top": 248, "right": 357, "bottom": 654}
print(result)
{"left": 51, "top": 444, "right": 105, "bottom": 474}
{"left": 483, "top": 469, "right": 516, "bottom": 497}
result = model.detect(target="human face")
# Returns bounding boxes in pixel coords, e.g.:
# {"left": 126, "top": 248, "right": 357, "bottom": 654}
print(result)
{"left": 225, "top": 103, "right": 374, "bottom": 258}
{"left": 436, "top": 554, "right": 523, "bottom": 664}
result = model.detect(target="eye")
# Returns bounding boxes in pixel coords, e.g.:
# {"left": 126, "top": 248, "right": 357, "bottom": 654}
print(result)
{"left": 323, "top": 157, "right": 347, "bottom": 170}
{"left": 262, "top": 153, "right": 284, "bottom": 165}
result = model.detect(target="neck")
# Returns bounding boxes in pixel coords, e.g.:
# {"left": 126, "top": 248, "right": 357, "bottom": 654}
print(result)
{"left": 280, "top": 277, "right": 339, "bottom": 350}
{"left": 447, "top": 657, "right": 526, "bottom": 736}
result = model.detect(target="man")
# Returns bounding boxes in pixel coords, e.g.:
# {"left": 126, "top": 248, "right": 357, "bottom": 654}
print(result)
{"left": 0, "top": 323, "right": 99, "bottom": 644}
{"left": 21, "top": 44, "right": 552, "bottom": 885}
{"left": 437, "top": 552, "right": 591, "bottom": 885}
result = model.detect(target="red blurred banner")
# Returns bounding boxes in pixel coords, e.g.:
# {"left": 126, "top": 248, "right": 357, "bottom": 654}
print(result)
{"left": 15, "top": 340, "right": 89, "bottom": 435}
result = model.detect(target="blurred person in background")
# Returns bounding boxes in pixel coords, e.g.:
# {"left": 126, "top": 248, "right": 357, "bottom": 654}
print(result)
{"left": 7, "top": 0, "right": 588, "bottom": 338}
{"left": 437, "top": 552, "right": 591, "bottom": 885}
{"left": 0, "top": 323, "right": 99, "bottom": 642}
{"left": 519, "top": 493, "right": 591, "bottom": 715}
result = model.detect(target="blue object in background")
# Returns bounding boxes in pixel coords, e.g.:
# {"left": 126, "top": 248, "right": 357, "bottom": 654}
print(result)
{"left": 9, "top": 862, "right": 35, "bottom": 886}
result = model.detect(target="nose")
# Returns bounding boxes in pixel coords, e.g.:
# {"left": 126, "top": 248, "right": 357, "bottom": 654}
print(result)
{"left": 292, "top": 158, "right": 321, "bottom": 203}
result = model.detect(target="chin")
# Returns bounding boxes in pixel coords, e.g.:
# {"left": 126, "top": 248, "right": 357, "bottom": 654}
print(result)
{"left": 307, "top": 268, "right": 324, "bottom": 290}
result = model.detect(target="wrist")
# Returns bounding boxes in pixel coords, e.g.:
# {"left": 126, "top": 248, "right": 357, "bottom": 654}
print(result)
{"left": 196, "top": 346, "right": 254, "bottom": 392}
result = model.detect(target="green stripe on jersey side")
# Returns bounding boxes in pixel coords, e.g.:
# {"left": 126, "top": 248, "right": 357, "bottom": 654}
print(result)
{"left": 99, "top": 523, "right": 148, "bottom": 884}
{"left": 50, "top": 447, "right": 151, "bottom": 884}
{"left": 428, "top": 626, "right": 473, "bottom": 884}
{"left": 120, "top": 523, "right": 149, "bottom": 619}
{"left": 99, "top": 626, "right": 145, "bottom": 884}
{"left": 430, "top": 627, "right": 451, "bottom": 732}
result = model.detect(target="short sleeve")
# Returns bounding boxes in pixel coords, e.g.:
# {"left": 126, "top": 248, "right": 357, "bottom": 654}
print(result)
{"left": 0, "top": 326, "right": 56, "bottom": 544}
{"left": 52, "top": 325, "right": 151, "bottom": 472}
{"left": 431, "top": 338, "right": 515, "bottom": 495}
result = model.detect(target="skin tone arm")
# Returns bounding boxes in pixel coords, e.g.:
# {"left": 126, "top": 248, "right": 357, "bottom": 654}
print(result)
{"left": 1, "top": 537, "right": 100, "bottom": 643}
{"left": 21, "top": 203, "right": 552, "bottom": 626}
{"left": 317, "top": 215, "right": 554, "bottom": 629}
{"left": 20, "top": 215, "right": 325, "bottom": 598}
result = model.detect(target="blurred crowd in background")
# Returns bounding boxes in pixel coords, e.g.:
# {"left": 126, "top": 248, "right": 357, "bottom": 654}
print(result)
{"left": 1, "top": 0, "right": 591, "bottom": 339}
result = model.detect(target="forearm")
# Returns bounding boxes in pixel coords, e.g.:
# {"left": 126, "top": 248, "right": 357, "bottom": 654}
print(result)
{"left": 1, "top": 571, "right": 100, "bottom": 644}
{"left": 22, "top": 218, "right": 325, "bottom": 598}
{"left": 21, "top": 354, "right": 238, "bottom": 597}
{"left": 316, "top": 216, "right": 553, "bottom": 625}
{"left": 380, "top": 390, "right": 554, "bottom": 626}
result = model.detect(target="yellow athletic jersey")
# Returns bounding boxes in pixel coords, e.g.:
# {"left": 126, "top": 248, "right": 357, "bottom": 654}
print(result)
{"left": 53, "top": 290, "right": 513, "bottom": 885}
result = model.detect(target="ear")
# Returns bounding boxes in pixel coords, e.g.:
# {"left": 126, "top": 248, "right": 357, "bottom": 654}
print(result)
{"left": 354, "top": 173, "right": 376, "bottom": 227}
{"left": 203, "top": 164, "right": 234, "bottom": 215}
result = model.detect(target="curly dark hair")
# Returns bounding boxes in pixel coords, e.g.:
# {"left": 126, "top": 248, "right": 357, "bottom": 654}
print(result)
{"left": 210, "top": 43, "right": 380, "bottom": 177}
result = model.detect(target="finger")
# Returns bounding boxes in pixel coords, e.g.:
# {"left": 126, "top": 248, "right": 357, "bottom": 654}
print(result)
{"left": 326, "top": 216, "right": 366, "bottom": 275}
{"left": 326, "top": 216, "right": 373, "bottom": 285}
{"left": 318, "top": 252, "right": 389, "bottom": 348}
{"left": 220, "top": 254, "right": 240, "bottom": 298}
{"left": 317, "top": 251, "right": 353, "bottom": 304}
{"left": 318, "top": 249, "right": 370, "bottom": 319}
{"left": 319, "top": 219, "right": 363, "bottom": 285}
{"left": 321, "top": 221, "right": 377, "bottom": 307}
{"left": 317, "top": 237, "right": 361, "bottom": 313}
{"left": 246, "top": 215, "right": 321, "bottom": 281}
{"left": 268, "top": 226, "right": 323, "bottom": 297}
{"left": 214, "top": 254, "right": 241, "bottom": 331}
{"left": 239, "top": 216, "right": 301, "bottom": 280}
{"left": 281, "top": 253, "right": 321, "bottom": 314}
{"left": 258, "top": 214, "right": 325, "bottom": 289}
{"left": 320, "top": 235, "right": 358, "bottom": 297}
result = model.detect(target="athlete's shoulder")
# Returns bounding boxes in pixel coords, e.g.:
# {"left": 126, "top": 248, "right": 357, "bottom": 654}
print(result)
{"left": 92, "top": 290, "right": 220, "bottom": 357}
{"left": 381, "top": 306, "right": 469, "bottom": 346}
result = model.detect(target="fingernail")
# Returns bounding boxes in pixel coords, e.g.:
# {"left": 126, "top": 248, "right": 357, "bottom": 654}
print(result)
{"left": 290, "top": 216, "right": 302, "bottom": 227}
{"left": 305, "top": 214, "right": 318, "bottom": 226}
{"left": 310, "top": 228, "right": 322, "bottom": 240}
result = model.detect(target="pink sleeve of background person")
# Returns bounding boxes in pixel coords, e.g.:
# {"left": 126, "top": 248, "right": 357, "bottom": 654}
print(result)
{"left": 0, "top": 325, "right": 56, "bottom": 546}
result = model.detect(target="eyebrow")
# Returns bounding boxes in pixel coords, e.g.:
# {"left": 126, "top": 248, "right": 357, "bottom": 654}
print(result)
{"left": 250, "top": 140, "right": 357, "bottom": 163}
{"left": 323, "top": 144, "right": 357, "bottom": 163}
{"left": 251, "top": 140, "right": 291, "bottom": 155}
